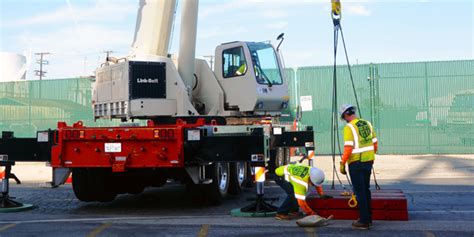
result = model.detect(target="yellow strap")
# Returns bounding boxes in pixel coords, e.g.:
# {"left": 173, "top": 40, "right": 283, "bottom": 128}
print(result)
{"left": 348, "top": 193, "right": 358, "bottom": 208}
{"left": 341, "top": 190, "right": 350, "bottom": 196}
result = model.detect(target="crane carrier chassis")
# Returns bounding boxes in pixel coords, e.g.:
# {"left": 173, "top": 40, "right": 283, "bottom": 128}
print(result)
{"left": 0, "top": 118, "right": 314, "bottom": 203}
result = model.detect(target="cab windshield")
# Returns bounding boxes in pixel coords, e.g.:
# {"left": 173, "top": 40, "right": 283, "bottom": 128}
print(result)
{"left": 247, "top": 42, "right": 283, "bottom": 86}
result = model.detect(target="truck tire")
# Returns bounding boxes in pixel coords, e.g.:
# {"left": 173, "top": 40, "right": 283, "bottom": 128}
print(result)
{"left": 72, "top": 168, "right": 94, "bottom": 202}
{"left": 205, "top": 162, "right": 230, "bottom": 203}
{"left": 228, "top": 162, "right": 247, "bottom": 195}
{"left": 276, "top": 147, "right": 290, "bottom": 167}
{"left": 72, "top": 168, "right": 116, "bottom": 202}
{"left": 127, "top": 182, "right": 145, "bottom": 195}
{"left": 88, "top": 169, "right": 117, "bottom": 202}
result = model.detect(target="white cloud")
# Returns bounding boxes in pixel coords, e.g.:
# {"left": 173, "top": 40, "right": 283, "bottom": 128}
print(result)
{"left": 2, "top": 1, "right": 137, "bottom": 78}
{"left": 3, "top": 1, "right": 136, "bottom": 28}
{"left": 282, "top": 49, "right": 319, "bottom": 68}
{"left": 265, "top": 21, "right": 289, "bottom": 30}
{"left": 200, "top": 1, "right": 248, "bottom": 18}
{"left": 17, "top": 24, "right": 133, "bottom": 78}
{"left": 262, "top": 9, "right": 289, "bottom": 19}
{"left": 346, "top": 4, "right": 372, "bottom": 16}
{"left": 198, "top": 26, "right": 247, "bottom": 40}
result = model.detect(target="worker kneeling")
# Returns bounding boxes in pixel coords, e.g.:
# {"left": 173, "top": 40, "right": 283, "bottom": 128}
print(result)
{"left": 274, "top": 164, "right": 332, "bottom": 220}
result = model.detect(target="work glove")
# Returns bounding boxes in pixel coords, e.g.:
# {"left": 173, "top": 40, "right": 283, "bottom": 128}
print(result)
{"left": 340, "top": 161, "right": 347, "bottom": 175}
{"left": 320, "top": 194, "right": 333, "bottom": 200}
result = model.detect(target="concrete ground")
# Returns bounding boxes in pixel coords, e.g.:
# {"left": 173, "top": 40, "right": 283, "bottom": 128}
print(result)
{"left": 1, "top": 154, "right": 473, "bottom": 237}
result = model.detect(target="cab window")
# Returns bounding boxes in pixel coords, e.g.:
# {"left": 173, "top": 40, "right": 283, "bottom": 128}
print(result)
{"left": 222, "top": 47, "right": 247, "bottom": 78}
{"left": 247, "top": 42, "right": 283, "bottom": 85}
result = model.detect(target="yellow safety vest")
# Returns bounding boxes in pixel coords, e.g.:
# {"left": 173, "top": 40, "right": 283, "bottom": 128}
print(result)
{"left": 275, "top": 164, "right": 311, "bottom": 200}
{"left": 343, "top": 118, "right": 377, "bottom": 164}
{"left": 235, "top": 64, "right": 247, "bottom": 75}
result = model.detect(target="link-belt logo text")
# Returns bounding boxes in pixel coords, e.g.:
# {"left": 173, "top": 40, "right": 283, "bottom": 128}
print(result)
{"left": 137, "top": 78, "right": 159, "bottom": 84}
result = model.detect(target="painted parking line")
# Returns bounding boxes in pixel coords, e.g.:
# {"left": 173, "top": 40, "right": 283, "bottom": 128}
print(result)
{"left": 410, "top": 210, "right": 474, "bottom": 213}
{"left": 86, "top": 223, "right": 112, "bottom": 237}
{"left": 423, "top": 231, "right": 436, "bottom": 237}
{"left": 0, "top": 223, "right": 17, "bottom": 232}
{"left": 0, "top": 215, "right": 229, "bottom": 225}
{"left": 304, "top": 227, "right": 318, "bottom": 237}
{"left": 197, "top": 224, "right": 210, "bottom": 237}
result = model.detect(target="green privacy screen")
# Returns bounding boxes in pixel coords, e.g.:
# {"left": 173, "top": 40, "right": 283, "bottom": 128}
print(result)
{"left": 0, "top": 60, "right": 473, "bottom": 154}
{"left": 0, "top": 78, "right": 118, "bottom": 137}
{"left": 290, "top": 60, "right": 474, "bottom": 154}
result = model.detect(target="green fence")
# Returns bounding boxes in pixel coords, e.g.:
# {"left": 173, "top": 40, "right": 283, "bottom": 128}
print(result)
{"left": 291, "top": 60, "right": 474, "bottom": 154}
{"left": 0, "top": 60, "right": 473, "bottom": 154}
{"left": 0, "top": 78, "right": 118, "bottom": 137}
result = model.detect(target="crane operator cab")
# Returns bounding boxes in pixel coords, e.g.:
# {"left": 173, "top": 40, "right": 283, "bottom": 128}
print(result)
{"left": 214, "top": 41, "right": 289, "bottom": 115}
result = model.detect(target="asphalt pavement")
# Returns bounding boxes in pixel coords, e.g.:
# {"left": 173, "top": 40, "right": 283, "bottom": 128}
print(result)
{"left": 1, "top": 155, "right": 473, "bottom": 237}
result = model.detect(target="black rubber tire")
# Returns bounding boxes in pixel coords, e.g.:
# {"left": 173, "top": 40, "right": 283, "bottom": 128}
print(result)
{"left": 283, "top": 148, "right": 291, "bottom": 165}
{"left": 228, "top": 162, "right": 247, "bottom": 195}
{"left": 89, "top": 169, "right": 117, "bottom": 202}
{"left": 127, "top": 183, "right": 145, "bottom": 195}
{"left": 204, "top": 162, "right": 230, "bottom": 204}
{"left": 244, "top": 162, "right": 255, "bottom": 188}
{"left": 72, "top": 168, "right": 116, "bottom": 202}
{"left": 72, "top": 168, "right": 94, "bottom": 202}
{"left": 150, "top": 173, "right": 168, "bottom": 187}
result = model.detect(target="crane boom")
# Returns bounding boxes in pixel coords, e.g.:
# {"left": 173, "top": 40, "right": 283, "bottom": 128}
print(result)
{"left": 131, "top": 0, "right": 177, "bottom": 57}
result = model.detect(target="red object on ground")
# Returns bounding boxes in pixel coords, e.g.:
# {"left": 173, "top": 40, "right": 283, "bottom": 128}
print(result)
{"left": 306, "top": 189, "right": 409, "bottom": 221}
{"left": 65, "top": 175, "right": 72, "bottom": 184}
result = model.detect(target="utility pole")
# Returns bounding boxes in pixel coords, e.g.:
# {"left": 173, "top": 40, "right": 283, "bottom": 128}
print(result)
{"left": 34, "top": 52, "right": 50, "bottom": 80}
{"left": 203, "top": 55, "right": 214, "bottom": 70}
{"left": 103, "top": 50, "right": 114, "bottom": 61}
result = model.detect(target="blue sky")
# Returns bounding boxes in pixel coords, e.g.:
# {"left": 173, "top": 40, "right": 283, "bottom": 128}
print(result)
{"left": 1, "top": 0, "right": 473, "bottom": 79}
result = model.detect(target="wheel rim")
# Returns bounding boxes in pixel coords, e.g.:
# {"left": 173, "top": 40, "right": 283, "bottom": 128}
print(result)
{"left": 217, "top": 163, "right": 228, "bottom": 192}
{"left": 237, "top": 162, "right": 246, "bottom": 186}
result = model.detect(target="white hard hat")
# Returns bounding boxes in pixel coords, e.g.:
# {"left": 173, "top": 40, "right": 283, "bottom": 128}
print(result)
{"left": 339, "top": 104, "right": 356, "bottom": 119}
{"left": 309, "top": 167, "right": 325, "bottom": 186}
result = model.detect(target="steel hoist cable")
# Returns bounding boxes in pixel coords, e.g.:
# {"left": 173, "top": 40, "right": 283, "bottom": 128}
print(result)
{"left": 330, "top": 0, "right": 381, "bottom": 192}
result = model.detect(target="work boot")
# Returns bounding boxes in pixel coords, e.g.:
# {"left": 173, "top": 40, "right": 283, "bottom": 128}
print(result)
{"left": 275, "top": 214, "right": 291, "bottom": 220}
{"left": 356, "top": 218, "right": 373, "bottom": 226}
{"left": 289, "top": 212, "right": 303, "bottom": 219}
{"left": 351, "top": 221, "right": 370, "bottom": 230}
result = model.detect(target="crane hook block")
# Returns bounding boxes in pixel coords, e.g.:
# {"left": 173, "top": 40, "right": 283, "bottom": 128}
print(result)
{"left": 331, "top": 0, "right": 341, "bottom": 16}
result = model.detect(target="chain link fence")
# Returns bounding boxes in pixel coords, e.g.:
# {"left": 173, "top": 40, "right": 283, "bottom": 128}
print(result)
{"left": 0, "top": 60, "right": 473, "bottom": 154}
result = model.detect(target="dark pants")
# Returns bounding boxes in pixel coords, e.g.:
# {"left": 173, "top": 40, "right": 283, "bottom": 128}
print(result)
{"left": 275, "top": 177, "right": 298, "bottom": 215}
{"left": 349, "top": 161, "right": 373, "bottom": 224}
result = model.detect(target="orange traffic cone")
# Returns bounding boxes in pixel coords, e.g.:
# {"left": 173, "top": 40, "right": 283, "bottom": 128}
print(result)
{"left": 66, "top": 174, "right": 72, "bottom": 184}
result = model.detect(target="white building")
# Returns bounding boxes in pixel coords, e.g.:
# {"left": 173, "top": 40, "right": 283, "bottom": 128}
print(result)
{"left": 0, "top": 52, "right": 27, "bottom": 82}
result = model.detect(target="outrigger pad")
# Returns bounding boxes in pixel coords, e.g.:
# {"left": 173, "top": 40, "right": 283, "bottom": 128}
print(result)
{"left": 231, "top": 195, "right": 278, "bottom": 217}
{"left": 0, "top": 197, "right": 35, "bottom": 213}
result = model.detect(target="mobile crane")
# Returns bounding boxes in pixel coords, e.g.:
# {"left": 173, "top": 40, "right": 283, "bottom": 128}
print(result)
{"left": 0, "top": 0, "right": 314, "bottom": 205}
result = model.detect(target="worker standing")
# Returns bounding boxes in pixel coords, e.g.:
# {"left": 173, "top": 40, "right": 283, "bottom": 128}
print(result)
{"left": 274, "top": 163, "right": 332, "bottom": 220}
{"left": 339, "top": 104, "right": 378, "bottom": 230}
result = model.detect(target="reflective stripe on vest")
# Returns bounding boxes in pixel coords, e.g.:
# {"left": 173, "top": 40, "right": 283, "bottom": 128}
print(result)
{"left": 345, "top": 141, "right": 354, "bottom": 146}
{"left": 289, "top": 176, "right": 308, "bottom": 189}
{"left": 294, "top": 193, "right": 306, "bottom": 200}
{"left": 284, "top": 166, "right": 290, "bottom": 182}
{"left": 353, "top": 145, "right": 374, "bottom": 154}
